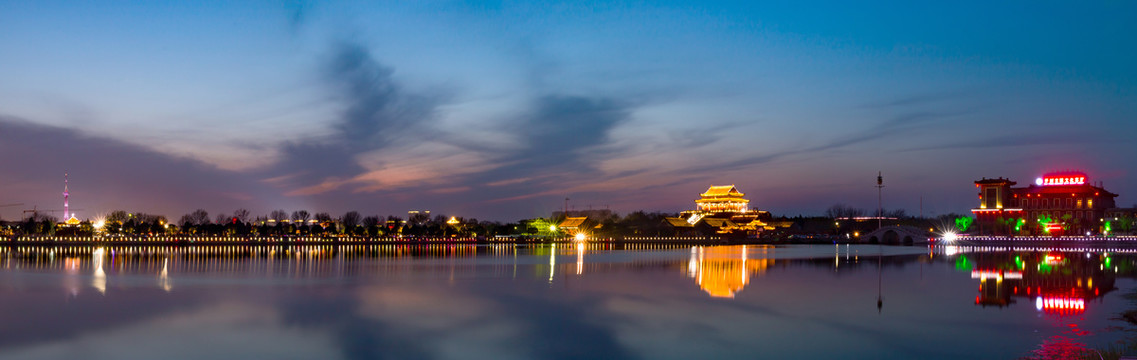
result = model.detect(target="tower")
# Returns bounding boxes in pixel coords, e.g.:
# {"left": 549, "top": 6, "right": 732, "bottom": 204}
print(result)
{"left": 63, "top": 173, "right": 70, "bottom": 219}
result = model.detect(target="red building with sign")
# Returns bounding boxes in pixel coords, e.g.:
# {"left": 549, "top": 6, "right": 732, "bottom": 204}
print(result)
{"left": 972, "top": 172, "right": 1118, "bottom": 235}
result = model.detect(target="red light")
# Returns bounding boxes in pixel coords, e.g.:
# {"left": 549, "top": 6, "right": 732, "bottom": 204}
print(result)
{"left": 1041, "top": 297, "right": 1085, "bottom": 313}
{"left": 1041, "top": 175, "right": 1086, "bottom": 186}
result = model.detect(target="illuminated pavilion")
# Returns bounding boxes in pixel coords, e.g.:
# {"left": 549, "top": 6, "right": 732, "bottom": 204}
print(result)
{"left": 671, "top": 185, "right": 782, "bottom": 235}
{"left": 695, "top": 185, "right": 750, "bottom": 213}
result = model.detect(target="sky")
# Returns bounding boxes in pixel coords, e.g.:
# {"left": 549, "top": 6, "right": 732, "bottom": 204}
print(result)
{"left": 1, "top": 0, "right": 1135, "bottom": 222}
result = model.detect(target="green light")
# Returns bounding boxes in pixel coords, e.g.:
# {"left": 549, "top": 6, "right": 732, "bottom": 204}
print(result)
{"left": 955, "top": 217, "right": 974, "bottom": 232}
{"left": 954, "top": 256, "right": 972, "bottom": 271}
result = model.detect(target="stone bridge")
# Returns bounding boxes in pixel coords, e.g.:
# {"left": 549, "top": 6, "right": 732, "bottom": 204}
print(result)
{"left": 863, "top": 225, "right": 934, "bottom": 245}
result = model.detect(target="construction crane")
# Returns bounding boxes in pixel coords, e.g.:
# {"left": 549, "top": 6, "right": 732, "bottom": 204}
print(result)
{"left": 21, "top": 206, "right": 84, "bottom": 219}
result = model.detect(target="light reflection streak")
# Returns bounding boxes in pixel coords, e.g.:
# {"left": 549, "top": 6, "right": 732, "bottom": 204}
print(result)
{"left": 159, "top": 258, "right": 171, "bottom": 292}
{"left": 92, "top": 247, "right": 106, "bottom": 295}
{"left": 549, "top": 243, "right": 556, "bottom": 284}
{"left": 576, "top": 242, "right": 584, "bottom": 275}
{"left": 1, "top": 243, "right": 696, "bottom": 294}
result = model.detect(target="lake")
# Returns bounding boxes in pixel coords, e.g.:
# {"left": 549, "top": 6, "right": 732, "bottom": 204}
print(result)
{"left": 0, "top": 243, "right": 1134, "bottom": 359}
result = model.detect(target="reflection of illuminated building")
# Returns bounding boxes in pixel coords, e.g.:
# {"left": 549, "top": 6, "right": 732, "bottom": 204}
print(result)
{"left": 968, "top": 251, "right": 1115, "bottom": 314}
{"left": 685, "top": 245, "right": 773, "bottom": 298}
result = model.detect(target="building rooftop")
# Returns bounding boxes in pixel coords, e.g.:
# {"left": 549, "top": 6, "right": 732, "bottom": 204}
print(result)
{"left": 664, "top": 217, "right": 693, "bottom": 228}
{"left": 1018, "top": 184, "right": 1118, "bottom": 197}
{"left": 701, "top": 185, "right": 744, "bottom": 197}
{"left": 558, "top": 217, "right": 588, "bottom": 229}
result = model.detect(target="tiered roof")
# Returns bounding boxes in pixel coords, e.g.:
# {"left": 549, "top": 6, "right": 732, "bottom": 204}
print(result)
{"left": 700, "top": 185, "right": 745, "bottom": 198}
{"left": 664, "top": 217, "right": 694, "bottom": 228}
{"left": 558, "top": 217, "right": 588, "bottom": 229}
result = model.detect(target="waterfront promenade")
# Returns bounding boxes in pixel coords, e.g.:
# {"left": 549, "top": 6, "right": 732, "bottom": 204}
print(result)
{"left": 1, "top": 235, "right": 730, "bottom": 246}
{"left": 8, "top": 234, "right": 1137, "bottom": 246}
{"left": 952, "top": 235, "right": 1137, "bottom": 243}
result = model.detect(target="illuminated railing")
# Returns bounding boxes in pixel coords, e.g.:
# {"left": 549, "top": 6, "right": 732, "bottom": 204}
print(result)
{"left": 956, "top": 235, "right": 1137, "bottom": 242}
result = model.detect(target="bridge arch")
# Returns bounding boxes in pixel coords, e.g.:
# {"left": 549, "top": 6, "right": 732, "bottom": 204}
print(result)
{"left": 863, "top": 225, "right": 931, "bottom": 245}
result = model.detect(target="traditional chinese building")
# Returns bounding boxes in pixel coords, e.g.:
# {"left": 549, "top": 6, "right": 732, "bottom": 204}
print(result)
{"left": 557, "top": 216, "right": 601, "bottom": 236}
{"left": 972, "top": 172, "right": 1119, "bottom": 235}
{"left": 666, "top": 185, "right": 782, "bottom": 236}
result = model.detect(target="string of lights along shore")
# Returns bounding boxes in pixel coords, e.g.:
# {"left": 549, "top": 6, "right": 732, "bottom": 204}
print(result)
{"left": 3, "top": 169, "right": 1132, "bottom": 245}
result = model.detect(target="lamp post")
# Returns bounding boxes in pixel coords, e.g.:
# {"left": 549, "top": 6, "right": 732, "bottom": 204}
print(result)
{"left": 876, "top": 172, "right": 884, "bottom": 230}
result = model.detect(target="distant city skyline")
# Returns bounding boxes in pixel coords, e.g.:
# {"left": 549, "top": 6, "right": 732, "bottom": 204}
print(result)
{"left": 2, "top": 1, "right": 1135, "bottom": 221}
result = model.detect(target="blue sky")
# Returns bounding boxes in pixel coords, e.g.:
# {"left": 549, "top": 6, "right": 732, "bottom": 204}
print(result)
{"left": 1, "top": 0, "right": 1135, "bottom": 221}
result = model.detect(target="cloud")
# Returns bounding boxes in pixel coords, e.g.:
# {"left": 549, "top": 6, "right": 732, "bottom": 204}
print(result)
{"left": 260, "top": 42, "right": 442, "bottom": 195}
{"left": 0, "top": 117, "right": 274, "bottom": 219}
{"left": 681, "top": 107, "right": 977, "bottom": 174}
{"left": 448, "top": 95, "right": 634, "bottom": 202}
{"left": 903, "top": 132, "right": 1134, "bottom": 152}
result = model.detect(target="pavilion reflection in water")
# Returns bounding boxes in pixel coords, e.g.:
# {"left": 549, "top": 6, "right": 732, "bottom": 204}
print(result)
{"left": 683, "top": 245, "right": 773, "bottom": 298}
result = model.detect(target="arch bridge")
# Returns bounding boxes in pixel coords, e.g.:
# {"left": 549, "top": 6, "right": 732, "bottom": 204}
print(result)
{"left": 863, "top": 225, "right": 934, "bottom": 245}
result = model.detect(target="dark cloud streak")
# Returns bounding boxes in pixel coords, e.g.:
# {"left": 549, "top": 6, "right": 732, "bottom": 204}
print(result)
{"left": 0, "top": 117, "right": 270, "bottom": 219}
{"left": 261, "top": 42, "right": 441, "bottom": 192}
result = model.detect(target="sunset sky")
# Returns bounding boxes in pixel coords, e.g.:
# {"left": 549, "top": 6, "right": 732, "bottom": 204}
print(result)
{"left": 2, "top": 1, "right": 1135, "bottom": 221}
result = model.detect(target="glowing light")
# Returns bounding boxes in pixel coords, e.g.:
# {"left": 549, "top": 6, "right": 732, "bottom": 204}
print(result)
{"left": 574, "top": 233, "right": 586, "bottom": 242}
{"left": 1040, "top": 175, "right": 1086, "bottom": 186}
{"left": 1038, "top": 296, "right": 1085, "bottom": 313}
{"left": 1045, "top": 254, "right": 1064, "bottom": 264}
{"left": 1035, "top": 178, "right": 1043, "bottom": 186}
{"left": 942, "top": 231, "right": 958, "bottom": 243}
{"left": 971, "top": 270, "right": 1023, "bottom": 279}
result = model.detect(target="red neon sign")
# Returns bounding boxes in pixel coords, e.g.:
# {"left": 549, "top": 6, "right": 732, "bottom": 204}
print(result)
{"left": 1037, "top": 297, "right": 1085, "bottom": 313}
{"left": 1038, "top": 175, "right": 1086, "bottom": 186}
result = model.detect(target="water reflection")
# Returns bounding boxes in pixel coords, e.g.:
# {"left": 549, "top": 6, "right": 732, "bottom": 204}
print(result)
{"left": 946, "top": 246, "right": 1122, "bottom": 314}
{"left": 0, "top": 244, "right": 697, "bottom": 296}
{"left": 683, "top": 245, "right": 773, "bottom": 298}
{"left": 92, "top": 247, "right": 106, "bottom": 295}
{"left": 941, "top": 245, "right": 1137, "bottom": 359}
{"left": 0, "top": 244, "right": 1135, "bottom": 360}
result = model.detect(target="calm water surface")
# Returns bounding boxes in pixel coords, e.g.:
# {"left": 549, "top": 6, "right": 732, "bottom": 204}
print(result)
{"left": 1, "top": 243, "right": 1136, "bottom": 359}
